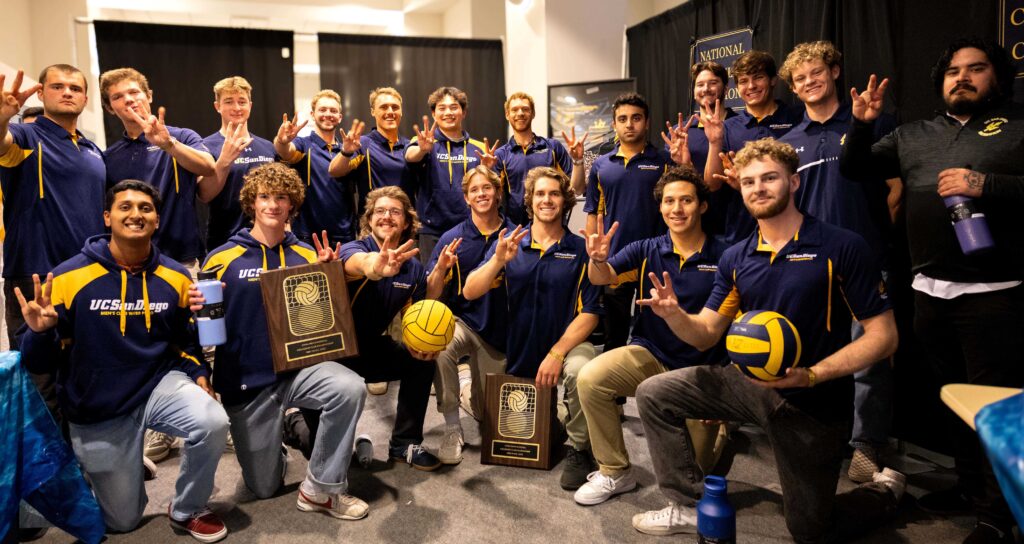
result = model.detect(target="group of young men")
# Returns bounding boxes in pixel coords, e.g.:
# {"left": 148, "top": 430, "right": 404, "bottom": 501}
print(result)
{"left": 1, "top": 33, "right": 1021, "bottom": 544}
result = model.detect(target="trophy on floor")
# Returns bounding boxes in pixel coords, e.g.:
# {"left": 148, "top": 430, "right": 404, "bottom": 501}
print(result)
{"left": 481, "top": 374, "right": 563, "bottom": 469}
{"left": 260, "top": 261, "right": 359, "bottom": 373}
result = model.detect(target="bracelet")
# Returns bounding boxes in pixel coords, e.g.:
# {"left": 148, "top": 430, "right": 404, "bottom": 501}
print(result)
{"left": 806, "top": 368, "right": 817, "bottom": 388}
{"left": 572, "top": 158, "right": 584, "bottom": 166}
{"left": 548, "top": 349, "right": 565, "bottom": 363}
{"left": 591, "top": 257, "right": 607, "bottom": 265}
{"left": 341, "top": 149, "right": 356, "bottom": 158}
{"left": 160, "top": 136, "right": 178, "bottom": 152}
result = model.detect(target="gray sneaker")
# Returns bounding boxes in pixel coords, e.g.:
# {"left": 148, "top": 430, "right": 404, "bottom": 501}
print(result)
{"left": 560, "top": 445, "right": 595, "bottom": 490}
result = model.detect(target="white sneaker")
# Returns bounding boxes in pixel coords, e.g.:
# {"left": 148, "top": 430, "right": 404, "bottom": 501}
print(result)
{"left": 297, "top": 489, "right": 368, "bottom": 520}
{"left": 438, "top": 424, "right": 464, "bottom": 465}
{"left": 142, "top": 456, "right": 158, "bottom": 481}
{"left": 144, "top": 430, "right": 175, "bottom": 463}
{"left": 574, "top": 469, "right": 638, "bottom": 505}
{"left": 632, "top": 503, "right": 698, "bottom": 536}
{"left": 872, "top": 467, "right": 907, "bottom": 501}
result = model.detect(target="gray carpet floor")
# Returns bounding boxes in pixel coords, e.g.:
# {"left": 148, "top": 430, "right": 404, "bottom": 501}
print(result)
{"left": 36, "top": 382, "right": 978, "bottom": 544}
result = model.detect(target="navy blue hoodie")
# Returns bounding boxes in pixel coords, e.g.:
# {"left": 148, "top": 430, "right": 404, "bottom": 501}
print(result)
{"left": 20, "top": 235, "right": 205, "bottom": 424}
{"left": 412, "top": 129, "right": 488, "bottom": 236}
{"left": 202, "top": 229, "right": 318, "bottom": 405}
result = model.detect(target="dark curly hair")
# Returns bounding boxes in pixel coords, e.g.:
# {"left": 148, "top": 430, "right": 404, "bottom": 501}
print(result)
{"left": 239, "top": 162, "right": 305, "bottom": 220}
{"left": 930, "top": 36, "right": 1015, "bottom": 102}
{"left": 654, "top": 165, "right": 710, "bottom": 204}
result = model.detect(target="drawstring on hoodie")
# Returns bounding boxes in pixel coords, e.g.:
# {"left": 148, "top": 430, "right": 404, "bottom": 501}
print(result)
{"left": 259, "top": 244, "right": 288, "bottom": 271}
{"left": 118, "top": 269, "right": 152, "bottom": 335}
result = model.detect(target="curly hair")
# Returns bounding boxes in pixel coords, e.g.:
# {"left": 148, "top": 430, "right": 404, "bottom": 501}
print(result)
{"left": 239, "top": 162, "right": 305, "bottom": 220}
{"left": 779, "top": 41, "right": 842, "bottom": 86}
{"left": 654, "top": 164, "right": 710, "bottom": 204}
{"left": 930, "top": 36, "right": 1016, "bottom": 101}
{"left": 523, "top": 166, "right": 575, "bottom": 222}
{"left": 733, "top": 138, "right": 800, "bottom": 178}
{"left": 359, "top": 186, "right": 421, "bottom": 241}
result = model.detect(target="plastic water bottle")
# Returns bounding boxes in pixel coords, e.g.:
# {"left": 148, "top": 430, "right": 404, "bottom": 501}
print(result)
{"left": 943, "top": 195, "right": 994, "bottom": 255}
{"left": 697, "top": 475, "right": 736, "bottom": 544}
{"left": 195, "top": 267, "right": 226, "bottom": 346}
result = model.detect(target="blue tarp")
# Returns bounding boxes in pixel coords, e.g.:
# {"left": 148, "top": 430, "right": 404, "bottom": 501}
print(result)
{"left": 976, "top": 391, "right": 1024, "bottom": 528}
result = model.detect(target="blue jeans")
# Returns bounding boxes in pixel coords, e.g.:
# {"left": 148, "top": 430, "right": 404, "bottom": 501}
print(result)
{"left": 850, "top": 319, "right": 893, "bottom": 450}
{"left": 225, "top": 362, "right": 366, "bottom": 498}
{"left": 69, "top": 371, "right": 229, "bottom": 532}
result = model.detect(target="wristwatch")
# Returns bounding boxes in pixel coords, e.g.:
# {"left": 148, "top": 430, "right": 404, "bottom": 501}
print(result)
{"left": 160, "top": 136, "right": 178, "bottom": 152}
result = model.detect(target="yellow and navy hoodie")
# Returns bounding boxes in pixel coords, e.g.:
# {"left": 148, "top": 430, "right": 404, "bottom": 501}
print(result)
{"left": 201, "top": 229, "right": 317, "bottom": 406}
{"left": 19, "top": 235, "right": 205, "bottom": 425}
{"left": 411, "top": 129, "right": 488, "bottom": 236}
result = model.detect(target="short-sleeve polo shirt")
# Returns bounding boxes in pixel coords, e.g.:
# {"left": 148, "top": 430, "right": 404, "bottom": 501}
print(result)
{"left": 0, "top": 116, "right": 105, "bottom": 277}
{"left": 495, "top": 135, "right": 573, "bottom": 226}
{"left": 482, "top": 229, "right": 603, "bottom": 377}
{"left": 104, "top": 126, "right": 209, "bottom": 262}
{"left": 608, "top": 233, "right": 729, "bottom": 369}
{"left": 289, "top": 132, "right": 356, "bottom": 243}
{"left": 584, "top": 143, "right": 672, "bottom": 255}
{"left": 345, "top": 129, "right": 416, "bottom": 214}
{"left": 202, "top": 131, "right": 277, "bottom": 249}
{"left": 339, "top": 236, "right": 426, "bottom": 340}
{"left": 704, "top": 215, "right": 891, "bottom": 422}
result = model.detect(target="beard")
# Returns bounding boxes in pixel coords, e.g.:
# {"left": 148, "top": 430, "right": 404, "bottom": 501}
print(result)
{"left": 945, "top": 84, "right": 997, "bottom": 116}
{"left": 748, "top": 188, "right": 791, "bottom": 219}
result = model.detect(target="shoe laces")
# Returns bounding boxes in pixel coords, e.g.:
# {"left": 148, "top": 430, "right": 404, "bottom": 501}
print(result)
{"left": 443, "top": 426, "right": 464, "bottom": 444}
{"left": 585, "top": 471, "right": 616, "bottom": 492}
{"left": 146, "top": 431, "right": 169, "bottom": 447}
{"left": 405, "top": 444, "right": 427, "bottom": 463}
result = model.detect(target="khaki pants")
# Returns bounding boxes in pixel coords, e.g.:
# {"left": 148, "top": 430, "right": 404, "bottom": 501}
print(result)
{"left": 556, "top": 342, "right": 598, "bottom": 450}
{"left": 578, "top": 345, "right": 725, "bottom": 477}
{"left": 434, "top": 319, "right": 506, "bottom": 417}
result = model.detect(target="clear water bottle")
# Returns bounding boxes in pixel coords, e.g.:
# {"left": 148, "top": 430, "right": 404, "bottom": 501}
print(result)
{"left": 944, "top": 195, "right": 994, "bottom": 255}
{"left": 698, "top": 475, "right": 736, "bottom": 544}
{"left": 194, "top": 266, "right": 226, "bottom": 346}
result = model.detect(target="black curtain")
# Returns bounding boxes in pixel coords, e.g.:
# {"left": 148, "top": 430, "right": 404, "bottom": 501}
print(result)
{"left": 318, "top": 34, "right": 506, "bottom": 144}
{"left": 627, "top": 0, "right": 999, "bottom": 454}
{"left": 94, "top": 21, "right": 294, "bottom": 144}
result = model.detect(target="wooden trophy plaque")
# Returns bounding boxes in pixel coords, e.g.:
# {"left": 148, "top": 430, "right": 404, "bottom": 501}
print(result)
{"left": 480, "top": 374, "right": 564, "bottom": 470}
{"left": 259, "top": 261, "right": 359, "bottom": 373}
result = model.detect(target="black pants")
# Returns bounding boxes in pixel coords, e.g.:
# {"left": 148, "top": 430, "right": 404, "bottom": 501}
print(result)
{"left": 5, "top": 276, "right": 63, "bottom": 429}
{"left": 417, "top": 233, "right": 440, "bottom": 266}
{"left": 602, "top": 283, "right": 637, "bottom": 350}
{"left": 914, "top": 285, "right": 1024, "bottom": 529}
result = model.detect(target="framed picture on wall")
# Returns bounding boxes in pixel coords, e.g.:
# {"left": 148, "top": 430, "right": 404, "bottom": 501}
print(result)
{"left": 548, "top": 78, "right": 636, "bottom": 179}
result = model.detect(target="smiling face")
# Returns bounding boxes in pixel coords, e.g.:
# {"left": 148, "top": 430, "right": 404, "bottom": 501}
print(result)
{"left": 105, "top": 189, "right": 159, "bottom": 243}
{"left": 105, "top": 79, "right": 152, "bottom": 124}
{"left": 943, "top": 47, "right": 999, "bottom": 115}
{"left": 369, "top": 196, "right": 407, "bottom": 243}
{"left": 789, "top": 59, "right": 840, "bottom": 107}
{"left": 38, "top": 69, "right": 88, "bottom": 118}
{"left": 464, "top": 172, "right": 500, "bottom": 216}
{"left": 694, "top": 69, "right": 726, "bottom": 110}
{"left": 432, "top": 95, "right": 465, "bottom": 134}
{"left": 736, "top": 71, "right": 776, "bottom": 110}
{"left": 505, "top": 97, "right": 535, "bottom": 133}
{"left": 312, "top": 96, "right": 342, "bottom": 133}
{"left": 215, "top": 90, "right": 252, "bottom": 127}
{"left": 660, "top": 181, "right": 706, "bottom": 235}
{"left": 738, "top": 157, "right": 798, "bottom": 219}
{"left": 530, "top": 176, "right": 566, "bottom": 225}
{"left": 372, "top": 93, "right": 402, "bottom": 133}
{"left": 252, "top": 187, "right": 293, "bottom": 232}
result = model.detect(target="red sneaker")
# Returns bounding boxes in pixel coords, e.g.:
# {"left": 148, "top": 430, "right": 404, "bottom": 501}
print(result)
{"left": 168, "top": 506, "right": 228, "bottom": 543}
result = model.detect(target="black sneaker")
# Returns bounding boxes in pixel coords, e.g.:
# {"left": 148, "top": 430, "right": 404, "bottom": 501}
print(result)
{"left": 963, "top": 522, "right": 1014, "bottom": 544}
{"left": 389, "top": 443, "right": 442, "bottom": 471}
{"left": 560, "top": 445, "right": 595, "bottom": 490}
{"left": 917, "top": 487, "right": 973, "bottom": 515}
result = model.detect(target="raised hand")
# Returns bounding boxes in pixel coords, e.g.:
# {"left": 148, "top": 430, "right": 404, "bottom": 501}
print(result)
{"left": 436, "top": 237, "right": 463, "bottom": 272}
{"left": 701, "top": 99, "right": 725, "bottom": 144}
{"left": 850, "top": 74, "right": 889, "bottom": 123}
{"left": 580, "top": 213, "right": 619, "bottom": 263}
{"left": 562, "top": 126, "right": 589, "bottom": 162}
{"left": 14, "top": 273, "right": 58, "bottom": 332}
{"left": 412, "top": 115, "right": 437, "bottom": 148}
{"left": 313, "top": 230, "right": 342, "bottom": 262}
{"left": 0, "top": 71, "right": 42, "bottom": 124}
{"left": 372, "top": 237, "right": 419, "bottom": 279}
{"left": 129, "top": 105, "right": 173, "bottom": 150}
{"left": 494, "top": 225, "right": 529, "bottom": 264}
{"left": 662, "top": 112, "right": 697, "bottom": 166}
{"left": 341, "top": 119, "right": 365, "bottom": 155}
{"left": 636, "top": 271, "right": 681, "bottom": 320}
{"left": 474, "top": 137, "right": 500, "bottom": 169}
{"left": 275, "top": 112, "right": 307, "bottom": 145}
{"left": 712, "top": 150, "right": 740, "bottom": 190}
{"left": 220, "top": 121, "right": 253, "bottom": 164}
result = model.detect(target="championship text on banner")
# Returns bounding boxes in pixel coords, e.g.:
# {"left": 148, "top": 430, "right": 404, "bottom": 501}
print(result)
{"left": 1000, "top": 0, "right": 1024, "bottom": 101}
{"left": 690, "top": 27, "right": 754, "bottom": 112}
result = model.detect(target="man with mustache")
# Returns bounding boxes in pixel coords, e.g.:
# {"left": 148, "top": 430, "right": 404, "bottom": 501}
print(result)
{"left": 842, "top": 37, "right": 1024, "bottom": 544}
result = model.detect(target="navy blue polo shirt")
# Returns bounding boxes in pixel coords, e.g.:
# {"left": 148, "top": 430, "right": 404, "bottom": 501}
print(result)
{"left": 410, "top": 129, "right": 488, "bottom": 236}
{"left": 668, "top": 109, "right": 738, "bottom": 174}
{"left": 713, "top": 101, "right": 805, "bottom": 243}
{"left": 202, "top": 131, "right": 276, "bottom": 249}
{"left": 608, "top": 234, "right": 728, "bottom": 369}
{"left": 426, "top": 216, "right": 516, "bottom": 352}
{"left": 495, "top": 135, "right": 573, "bottom": 226}
{"left": 584, "top": 144, "right": 672, "bottom": 255}
{"left": 704, "top": 215, "right": 890, "bottom": 422}
{"left": 288, "top": 132, "right": 356, "bottom": 243}
{"left": 345, "top": 129, "right": 416, "bottom": 214}
{"left": 0, "top": 116, "right": 106, "bottom": 277}
{"left": 339, "top": 236, "right": 426, "bottom": 341}
{"left": 104, "top": 126, "right": 209, "bottom": 262}
{"left": 779, "top": 104, "right": 895, "bottom": 264}
{"left": 481, "top": 229, "right": 603, "bottom": 378}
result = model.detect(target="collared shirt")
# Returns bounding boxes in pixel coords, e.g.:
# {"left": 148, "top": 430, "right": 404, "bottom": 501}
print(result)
{"left": 675, "top": 108, "right": 739, "bottom": 174}
{"left": 345, "top": 129, "right": 416, "bottom": 215}
{"left": 704, "top": 215, "right": 890, "bottom": 422}
{"left": 410, "top": 129, "right": 488, "bottom": 236}
{"left": 339, "top": 236, "right": 426, "bottom": 341}
{"left": 288, "top": 131, "right": 356, "bottom": 243}
{"left": 584, "top": 143, "right": 673, "bottom": 255}
{"left": 426, "top": 216, "right": 515, "bottom": 352}
{"left": 779, "top": 104, "right": 895, "bottom": 265}
{"left": 481, "top": 228, "right": 603, "bottom": 377}
{"left": 495, "top": 134, "right": 573, "bottom": 226}
{"left": 201, "top": 131, "right": 276, "bottom": 249}
{"left": 0, "top": 116, "right": 105, "bottom": 278}
{"left": 608, "top": 233, "right": 728, "bottom": 369}
{"left": 104, "top": 126, "right": 210, "bottom": 262}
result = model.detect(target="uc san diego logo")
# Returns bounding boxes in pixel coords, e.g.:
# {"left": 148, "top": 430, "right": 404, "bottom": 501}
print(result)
{"left": 979, "top": 117, "right": 1008, "bottom": 137}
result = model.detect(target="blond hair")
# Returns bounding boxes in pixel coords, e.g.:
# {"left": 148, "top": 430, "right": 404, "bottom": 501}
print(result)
{"left": 369, "top": 87, "right": 402, "bottom": 109}
{"left": 461, "top": 165, "right": 503, "bottom": 205}
{"left": 213, "top": 76, "right": 253, "bottom": 101}
{"left": 504, "top": 92, "right": 535, "bottom": 114}
{"left": 779, "top": 41, "right": 842, "bottom": 86}
{"left": 99, "top": 67, "right": 150, "bottom": 109}
{"left": 732, "top": 138, "right": 800, "bottom": 177}
{"left": 311, "top": 89, "right": 342, "bottom": 112}
{"left": 359, "top": 186, "right": 421, "bottom": 242}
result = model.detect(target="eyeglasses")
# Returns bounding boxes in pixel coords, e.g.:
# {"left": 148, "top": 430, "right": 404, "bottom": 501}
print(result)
{"left": 372, "top": 207, "right": 403, "bottom": 218}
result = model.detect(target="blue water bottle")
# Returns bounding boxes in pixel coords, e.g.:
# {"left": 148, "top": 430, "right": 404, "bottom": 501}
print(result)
{"left": 943, "top": 195, "right": 995, "bottom": 255}
{"left": 195, "top": 266, "right": 226, "bottom": 346}
{"left": 697, "top": 475, "right": 736, "bottom": 544}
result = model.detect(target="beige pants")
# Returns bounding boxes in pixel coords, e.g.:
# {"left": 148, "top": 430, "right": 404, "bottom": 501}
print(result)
{"left": 556, "top": 342, "right": 598, "bottom": 450}
{"left": 434, "top": 319, "right": 507, "bottom": 417}
{"left": 578, "top": 345, "right": 725, "bottom": 477}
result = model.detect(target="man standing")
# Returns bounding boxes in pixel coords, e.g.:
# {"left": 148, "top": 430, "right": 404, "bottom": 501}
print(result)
{"left": 405, "top": 86, "right": 495, "bottom": 261}
{"left": 585, "top": 92, "right": 675, "bottom": 350}
{"left": 495, "top": 91, "right": 584, "bottom": 224}
{"left": 842, "top": 37, "right": 1024, "bottom": 544}
{"left": 17, "top": 180, "right": 229, "bottom": 542}
{"left": 275, "top": 89, "right": 357, "bottom": 247}
{"left": 100, "top": 68, "right": 216, "bottom": 271}
{"left": 199, "top": 76, "right": 276, "bottom": 250}
{"left": 0, "top": 66, "right": 106, "bottom": 420}
{"left": 631, "top": 139, "right": 904, "bottom": 542}
{"left": 464, "top": 166, "right": 603, "bottom": 491}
